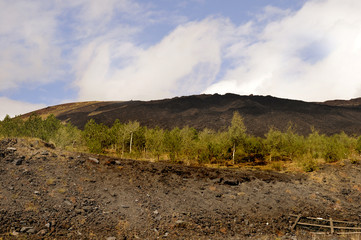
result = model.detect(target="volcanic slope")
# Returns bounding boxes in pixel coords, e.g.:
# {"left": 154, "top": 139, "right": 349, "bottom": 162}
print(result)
{"left": 2, "top": 138, "right": 361, "bottom": 239}
{"left": 23, "top": 93, "right": 361, "bottom": 136}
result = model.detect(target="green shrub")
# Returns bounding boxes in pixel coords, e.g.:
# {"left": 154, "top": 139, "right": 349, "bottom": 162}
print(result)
{"left": 299, "top": 157, "right": 318, "bottom": 172}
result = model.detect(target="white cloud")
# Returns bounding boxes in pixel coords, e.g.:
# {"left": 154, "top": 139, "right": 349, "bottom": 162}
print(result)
{"left": 0, "top": 97, "right": 46, "bottom": 120}
{"left": 74, "top": 18, "right": 238, "bottom": 101}
{"left": 0, "top": 0, "right": 61, "bottom": 92}
{"left": 204, "top": 0, "right": 361, "bottom": 101}
{"left": 2, "top": 0, "right": 361, "bottom": 106}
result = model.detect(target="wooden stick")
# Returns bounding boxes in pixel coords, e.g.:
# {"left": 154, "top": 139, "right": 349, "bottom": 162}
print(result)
{"left": 330, "top": 218, "right": 334, "bottom": 234}
{"left": 297, "top": 222, "right": 331, "bottom": 228}
{"left": 292, "top": 214, "right": 301, "bottom": 230}
{"left": 337, "top": 232, "right": 361, "bottom": 235}
{"left": 297, "top": 222, "right": 361, "bottom": 231}
{"left": 333, "top": 226, "right": 361, "bottom": 230}
{"left": 289, "top": 214, "right": 359, "bottom": 224}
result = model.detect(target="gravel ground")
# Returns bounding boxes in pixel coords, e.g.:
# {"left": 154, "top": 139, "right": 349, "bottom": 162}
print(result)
{"left": 1, "top": 138, "right": 361, "bottom": 239}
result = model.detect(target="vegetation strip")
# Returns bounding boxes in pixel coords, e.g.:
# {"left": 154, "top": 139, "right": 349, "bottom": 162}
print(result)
{"left": 2, "top": 111, "right": 361, "bottom": 172}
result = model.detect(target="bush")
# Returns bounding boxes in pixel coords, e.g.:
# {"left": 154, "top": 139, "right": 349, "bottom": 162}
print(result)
{"left": 323, "top": 133, "right": 354, "bottom": 163}
{"left": 299, "top": 157, "right": 318, "bottom": 172}
{"left": 82, "top": 119, "right": 111, "bottom": 153}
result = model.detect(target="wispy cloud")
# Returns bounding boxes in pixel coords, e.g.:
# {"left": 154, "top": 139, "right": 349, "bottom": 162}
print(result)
{"left": 74, "top": 18, "right": 240, "bottom": 100}
{"left": 205, "top": 0, "right": 361, "bottom": 101}
{"left": 1, "top": 0, "right": 361, "bottom": 119}
{"left": 0, "top": 97, "right": 45, "bottom": 120}
{"left": 0, "top": 0, "right": 61, "bottom": 92}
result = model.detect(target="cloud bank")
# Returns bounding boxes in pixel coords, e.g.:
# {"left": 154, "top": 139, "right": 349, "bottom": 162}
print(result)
{"left": 1, "top": 0, "right": 361, "bottom": 120}
{"left": 0, "top": 97, "right": 45, "bottom": 120}
{"left": 204, "top": 0, "right": 361, "bottom": 101}
{"left": 74, "top": 0, "right": 361, "bottom": 102}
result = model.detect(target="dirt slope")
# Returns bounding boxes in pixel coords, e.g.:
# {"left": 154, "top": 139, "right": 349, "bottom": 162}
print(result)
{"left": 22, "top": 94, "right": 361, "bottom": 136}
{"left": 1, "top": 138, "right": 361, "bottom": 239}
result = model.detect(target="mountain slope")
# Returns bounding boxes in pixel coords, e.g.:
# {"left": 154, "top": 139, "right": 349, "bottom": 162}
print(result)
{"left": 23, "top": 94, "right": 361, "bottom": 136}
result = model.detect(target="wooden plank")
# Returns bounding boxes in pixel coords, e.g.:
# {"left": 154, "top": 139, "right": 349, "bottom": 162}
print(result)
{"left": 330, "top": 218, "right": 334, "bottom": 234}
{"left": 334, "top": 226, "right": 361, "bottom": 230}
{"left": 337, "top": 232, "right": 361, "bottom": 235}
{"left": 297, "top": 222, "right": 331, "bottom": 229}
{"left": 292, "top": 214, "right": 302, "bottom": 230}
{"left": 297, "top": 222, "right": 361, "bottom": 231}
{"left": 289, "top": 215, "right": 359, "bottom": 224}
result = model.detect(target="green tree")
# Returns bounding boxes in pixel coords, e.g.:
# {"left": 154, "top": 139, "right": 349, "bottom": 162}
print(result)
{"left": 42, "top": 114, "right": 62, "bottom": 141}
{"left": 0, "top": 115, "right": 24, "bottom": 137}
{"left": 180, "top": 126, "right": 198, "bottom": 162}
{"left": 24, "top": 114, "right": 43, "bottom": 139}
{"left": 82, "top": 119, "right": 110, "bottom": 153}
{"left": 243, "top": 136, "right": 266, "bottom": 162}
{"left": 323, "top": 132, "right": 354, "bottom": 163}
{"left": 51, "top": 123, "right": 82, "bottom": 149}
{"left": 228, "top": 112, "right": 247, "bottom": 164}
{"left": 124, "top": 121, "right": 140, "bottom": 154}
{"left": 356, "top": 136, "right": 361, "bottom": 154}
{"left": 197, "top": 129, "right": 230, "bottom": 164}
{"left": 164, "top": 127, "right": 182, "bottom": 162}
{"left": 145, "top": 127, "right": 165, "bottom": 161}
{"left": 110, "top": 119, "right": 126, "bottom": 154}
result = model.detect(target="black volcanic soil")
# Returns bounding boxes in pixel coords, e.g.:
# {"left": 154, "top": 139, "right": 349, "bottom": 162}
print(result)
{"left": 1, "top": 138, "right": 361, "bottom": 239}
{"left": 25, "top": 94, "right": 361, "bottom": 136}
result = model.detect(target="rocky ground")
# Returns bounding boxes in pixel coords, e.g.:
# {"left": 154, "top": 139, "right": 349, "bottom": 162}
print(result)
{"left": 1, "top": 138, "right": 361, "bottom": 239}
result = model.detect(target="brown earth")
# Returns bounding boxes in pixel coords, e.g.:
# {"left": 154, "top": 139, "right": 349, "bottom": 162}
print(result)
{"left": 1, "top": 138, "right": 361, "bottom": 239}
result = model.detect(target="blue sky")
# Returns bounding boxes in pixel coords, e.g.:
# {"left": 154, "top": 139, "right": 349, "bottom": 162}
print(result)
{"left": 1, "top": 0, "right": 361, "bottom": 119}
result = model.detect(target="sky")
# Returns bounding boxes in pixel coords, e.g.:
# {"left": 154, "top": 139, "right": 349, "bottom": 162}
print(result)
{"left": 1, "top": 0, "right": 361, "bottom": 119}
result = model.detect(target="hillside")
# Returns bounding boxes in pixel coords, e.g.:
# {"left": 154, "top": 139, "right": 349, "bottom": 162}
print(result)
{"left": 1, "top": 138, "right": 361, "bottom": 239}
{"left": 23, "top": 94, "right": 361, "bottom": 136}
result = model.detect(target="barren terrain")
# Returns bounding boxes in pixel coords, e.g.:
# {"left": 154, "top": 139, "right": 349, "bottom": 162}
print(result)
{"left": 1, "top": 138, "right": 361, "bottom": 239}
{"left": 22, "top": 94, "right": 361, "bottom": 136}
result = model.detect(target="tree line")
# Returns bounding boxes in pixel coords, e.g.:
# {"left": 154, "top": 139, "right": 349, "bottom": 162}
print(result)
{"left": 1, "top": 112, "right": 361, "bottom": 171}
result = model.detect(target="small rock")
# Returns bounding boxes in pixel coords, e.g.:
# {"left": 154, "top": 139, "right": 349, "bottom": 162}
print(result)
{"left": 88, "top": 157, "right": 99, "bottom": 164}
{"left": 83, "top": 206, "right": 92, "bottom": 212}
{"left": 34, "top": 191, "right": 40, "bottom": 195}
{"left": 20, "top": 227, "right": 33, "bottom": 232}
{"left": 153, "top": 210, "right": 159, "bottom": 215}
{"left": 6, "top": 147, "right": 17, "bottom": 151}
{"left": 121, "top": 205, "right": 129, "bottom": 208}
{"left": 175, "top": 220, "right": 184, "bottom": 224}
{"left": 14, "top": 158, "right": 23, "bottom": 165}
{"left": 115, "top": 160, "right": 121, "bottom": 165}
{"left": 44, "top": 142, "right": 55, "bottom": 149}
{"left": 41, "top": 151, "right": 49, "bottom": 156}
{"left": 27, "top": 228, "right": 36, "bottom": 234}
{"left": 11, "top": 231, "right": 19, "bottom": 236}
{"left": 75, "top": 208, "right": 85, "bottom": 214}
{"left": 224, "top": 179, "right": 239, "bottom": 186}
{"left": 106, "top": 237, "right": 116, "bottom": 240}
{"left": 64, "top": 200, "right": 72, "bottom": 206}
{"left": 37, "top": 229, "right": 47, "bottom": 235}
{"left": 45, "top": 223, "right": 51, "bottom": 228}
